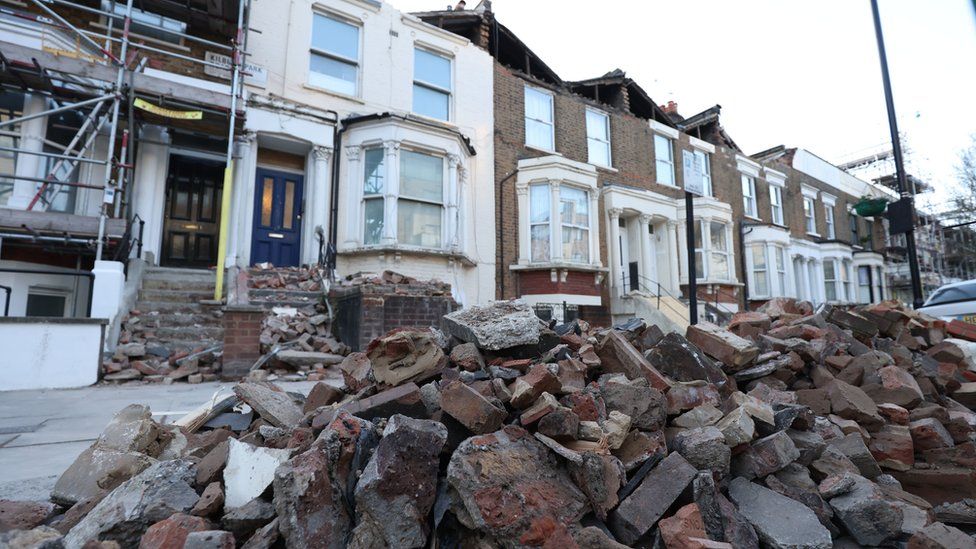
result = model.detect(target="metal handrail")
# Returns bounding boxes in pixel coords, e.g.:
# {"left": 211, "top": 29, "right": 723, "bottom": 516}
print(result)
{"left": 620, "top": 273, "right": 691, "bottom": 321}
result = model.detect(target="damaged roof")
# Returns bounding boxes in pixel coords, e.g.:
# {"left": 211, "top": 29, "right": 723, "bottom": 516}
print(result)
{"left": 673, "top": 105, "right": 741, "bottom": 152}
{"left": 413, "top": 8, "right": 674, "bottom": 124}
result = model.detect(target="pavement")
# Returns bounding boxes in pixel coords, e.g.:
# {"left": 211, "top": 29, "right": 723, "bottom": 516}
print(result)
{"left": 0, "top": 380, "right": 317, "bottom": 502}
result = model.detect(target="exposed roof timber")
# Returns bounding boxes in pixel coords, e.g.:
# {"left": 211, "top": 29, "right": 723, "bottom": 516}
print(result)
{"left": 568, "top": 70, "right": 676, "bottom": 125}
{"left": 675, "top": 105, "right": 740, "bottom": 152}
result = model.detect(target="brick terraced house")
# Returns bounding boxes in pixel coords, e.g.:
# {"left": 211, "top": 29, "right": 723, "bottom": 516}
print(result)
{"left": 418, "top": 1, "right": 894, "bottom": 326}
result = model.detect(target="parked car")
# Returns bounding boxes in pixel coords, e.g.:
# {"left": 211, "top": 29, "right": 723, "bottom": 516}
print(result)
{"left": 918, "top": 280, "right": 976, "bottom": 322}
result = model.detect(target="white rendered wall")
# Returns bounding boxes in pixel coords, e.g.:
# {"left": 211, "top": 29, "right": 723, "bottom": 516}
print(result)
{"left": 0, "top": 319, "right": 103, "bottom": 390}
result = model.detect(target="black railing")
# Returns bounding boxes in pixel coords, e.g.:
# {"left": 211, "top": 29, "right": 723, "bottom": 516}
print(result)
{"left": 0, "top": 284, "right": 10, "bottom": 316}
{"left": 112, "top": 214, "right": 144, "bottom": 263}
{"left": 620, "top": 273, "right": 691, "bottom": 322}
{"left": 0, "top": 267, "right": 94, "bottom": 317}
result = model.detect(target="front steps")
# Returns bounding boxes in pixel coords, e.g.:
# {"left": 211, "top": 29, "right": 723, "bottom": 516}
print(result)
{"left": 128, "top": 267, "right": 224, "bottom": 354}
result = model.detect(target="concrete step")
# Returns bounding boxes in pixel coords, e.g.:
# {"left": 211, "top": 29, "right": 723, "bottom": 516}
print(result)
{"left": 153, "top": 325, "right": 224, "bottom": 340}
{"left": 134, "top": 300, "right": 208, "bottom": 314}
{"left": 138, "top": 288, "right": 214, "bottom": 303}
{"left": 133, "top": 311, "right": 222, "bottom": 327}
{"left": 249, "top": 288, "right": 322, "bottom": 299}
{"left": 141, "top": 278, "right": 216, "bottom": 291}
{"left": 148, "top": 338, "right": 223, "bottom": 353}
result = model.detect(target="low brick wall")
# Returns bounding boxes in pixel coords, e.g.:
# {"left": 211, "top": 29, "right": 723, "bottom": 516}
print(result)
{"left": 222, "top": 305, "right": 264, "bottom": 379}
{"left": 330, "top": 283, "right": 458, "bottom": 351}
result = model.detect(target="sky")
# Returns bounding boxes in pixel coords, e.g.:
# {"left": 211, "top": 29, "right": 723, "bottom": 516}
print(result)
{"left": 393, "top": 0, "right": 976, "bottom": 213}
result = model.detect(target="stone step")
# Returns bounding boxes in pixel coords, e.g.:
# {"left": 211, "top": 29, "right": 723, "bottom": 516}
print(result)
{"left": 132, "top": 311, "right": 222, "bottom": 328}
{"left": 146, "top": 338, "right": 223, "bottom": 354}
{"left": 138, "top": 288, "right": 214, "bottom": 303}
{"left": 133, "top": 300, "right": 208, "bottom": 314}
{"left": 141, "top": 278, "right": 216, "bottom": 291}
{"left": 249, "top": 288, "right": 323, "bottom": 300}
{"left": 153, "top": 325, "right": 224, "bottom": 340}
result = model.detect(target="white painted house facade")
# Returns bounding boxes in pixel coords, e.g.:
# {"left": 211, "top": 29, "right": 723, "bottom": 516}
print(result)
{"left": 233, "top": 0, "right": 496, "bottom": 305}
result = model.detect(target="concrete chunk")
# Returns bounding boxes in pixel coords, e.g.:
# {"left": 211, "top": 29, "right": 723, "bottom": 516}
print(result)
{"left": 728, "top": 477, "right": 832, "bottom": 549}
{"left": 223, "top": 439, "right": 292, "bottom": 509}
{"left": 610, "top": 452, "right": 697, "bottom": 545}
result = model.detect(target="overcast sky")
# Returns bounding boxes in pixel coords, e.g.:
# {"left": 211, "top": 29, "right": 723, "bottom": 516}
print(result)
{"left": 395, "top": 0, "right": 976, "bottom": 212}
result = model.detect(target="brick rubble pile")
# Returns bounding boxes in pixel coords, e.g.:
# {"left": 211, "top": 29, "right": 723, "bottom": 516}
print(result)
{"left": 102, "top": 334, "right": 223, "bottom": 384}
{"left": 5, "top": 298, "right": 976, "bottom": 547}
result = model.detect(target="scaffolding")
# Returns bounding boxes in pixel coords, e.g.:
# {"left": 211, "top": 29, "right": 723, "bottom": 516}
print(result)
{"left": 0, "top": 0, "right": 249, "bottom": 284}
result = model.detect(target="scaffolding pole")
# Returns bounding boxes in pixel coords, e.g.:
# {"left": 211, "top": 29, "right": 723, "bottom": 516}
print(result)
{"left": 95, "top": 0, "right": 132, "bottom": 260}
{"left": 214, "top": 0, "right": 248, "bottom": 301}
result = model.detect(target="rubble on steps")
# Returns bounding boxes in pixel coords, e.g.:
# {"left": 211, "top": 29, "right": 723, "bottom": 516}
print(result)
{"left": 332, "top": 268, "right": 452, "bottom": 295}
{"left": 100, "top": 339, "right": 222, "bottom": 385}
{"left": 14, "top": 298, "right": 976, "bottom": 548}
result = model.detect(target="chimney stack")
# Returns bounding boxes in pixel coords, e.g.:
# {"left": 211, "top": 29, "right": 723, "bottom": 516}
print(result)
{"left": 660, "top": 101, "right": 679, "bottom": 115}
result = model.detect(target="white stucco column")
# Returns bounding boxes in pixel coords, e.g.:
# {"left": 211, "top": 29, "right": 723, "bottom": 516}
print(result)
{"left": 381, "top": 140, "right": 399, "bottom": 246}
{"left": 588, "top": 190, "right": 600, "bottom": 266}
{"left": 784, "top": 248, "right": 797, "bottom": 298}
{"left": 677, "top": 220, "right": 689, "bottom": 290}
{"left": 8, "top": 94, "right": 48, "bottom": 209}
{"left": 227, "top": 132, "right": 255, "bottom": 267}
{"left": 638, "top": 215, "right": 653, "bottom": 292}
{"left": 799, "top": 257, "right": 811, "bottom": 302}
{"left": 668, "top": 220, "right": 680, "bottom": 295}
{"left": 446, "top": 154, "right": 461, "bottom": 251}
{"left": 608, "top": 207, "right": 622, "bottom": 297}
{"left": 307, "top": 146, "right": 332, "bottom": 263}
{"left": 343, "top": 146, "right": 361, "bottom": 248}
{"left": 516, "top": 184, "right": 530, "bottom": 263}
{"left": 847, "top": 261, "right": 857, "bottom": 303}
{"left": 812, "top": 259, "right": 824, "bottom": 304}
{"left": 766, "top": 242, "right": 778, "bottom": 296}
{"left": 131, "top": 125, "right": 171, "bottom": 264}
{"left": 549, "top": 181, "right": 562, "bottom": 262}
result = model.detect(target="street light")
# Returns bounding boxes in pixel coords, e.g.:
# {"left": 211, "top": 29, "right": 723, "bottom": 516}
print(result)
{"left": 870, "top": 0, "right": 925, "bottom": 309}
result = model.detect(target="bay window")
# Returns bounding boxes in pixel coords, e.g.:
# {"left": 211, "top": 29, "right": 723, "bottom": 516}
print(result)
{"left": 560, "top": 186, "right": 590, "bottom": 262}
{"left": 751, "top": 245, "right": 769, "bottom": 297}
{"left": 310, "top": 12, "right": 360, "bottom": 96}
{"left": 823, "top": 260, "right": 838, "bottom": 302}
{"left": 804, "top": 197, "right": 816, "bottom": 234}
{"left": 770, "top": 185, "right": 784, "bottom": 225}
{"left": 585, "top": 109, "right": 611, "bottom": 167}
{"left": 398, "top": 150, "right": 443, "bottom": 248}
{"left": 530, "top": 184, "right": 550, "bottom": 262}
{"left": 858, "top": 266, "right": 872, "bottom": 303}
{"left": 362, "top": 148, "right": 385, "bottom": 245}
{"left": 654, "top": 134, "right": 675, "bottom": 186}
{"left": 525, "top": 87, "right": 554, "bottom": 150}
{"left": 413, "top": 48, "right": 452, "bottom": 121}
{"left": 775, "top": 246, "right": 787, "bottom": 295}
{"left": 527, "top": 182, "right": 591, "bottom": 264}
{"left": 742, "top": 175, "right": 757, "bottom": 218}
{"left": 694, "top": 220, "right": 731, "bottom": 281}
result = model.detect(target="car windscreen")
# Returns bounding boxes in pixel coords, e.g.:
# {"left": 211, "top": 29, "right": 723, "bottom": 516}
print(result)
{"left": 925, "top": 284, "right": 976, "bottom": 306}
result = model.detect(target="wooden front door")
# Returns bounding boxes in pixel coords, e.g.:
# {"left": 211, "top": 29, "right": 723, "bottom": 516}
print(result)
{"left": 250, "top": 168, "right": 304, "bottom": 267}
{"left": 161, "top": 154, "right": 224, "bottom": 268}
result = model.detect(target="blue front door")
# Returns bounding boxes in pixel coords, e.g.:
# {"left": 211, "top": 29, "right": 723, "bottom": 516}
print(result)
{"left": 251, "top": 168, "right": 304, "bottom": 267}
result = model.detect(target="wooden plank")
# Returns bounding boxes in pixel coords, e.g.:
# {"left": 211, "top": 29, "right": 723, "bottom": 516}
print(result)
{"left": 0, "top": 209, "right": 127, "bottom": 238}
{"left": 0, "top": 41, "right": 233, "bottom": 111}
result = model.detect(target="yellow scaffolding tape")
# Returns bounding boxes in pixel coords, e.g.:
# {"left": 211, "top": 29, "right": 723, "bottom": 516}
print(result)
{"left": 133, "top": 98, "right": 203, "bottom": 120}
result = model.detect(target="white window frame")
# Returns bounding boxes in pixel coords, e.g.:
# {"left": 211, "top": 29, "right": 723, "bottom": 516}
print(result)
{"left": 803, "top": 197, "right": 817, "bottom": 235}
{"left": 824, "top": 205, "right": 835, "bottom": 239}
{"left": 750, "top": 244, "right": 770, "bottom": 298}
{"left": 412, "top": 46, "right": 453, "bottom": 121}
{"left": 525, "top": 181, "right": 596, "bottom": 265}
{"left": 695, "top": 219, "right": 732, "bottom": 282}
{"left": 823, "top": 259, "right": 839, "bottom": 302}
{"left": 25, "top": 286, "right": 72, "bottom": 317}
{"left": 359, "top": 145, "right": 449, "bottom": 250}
{"left": 694, "top": 149, "right": 712, "bottom": 197}
{"left": 559, "top": 185, "right": 591, "bottom": 263}
{"left": 585, "top": 108, "right": 612, "bottom": 167}
{"left": 654, "top": 134, "right": 675, "bottom": 186}
{"left": 770, "top": 185, "right": 784, "bottom": 225}
{"left": 529, "top": 183, "right": 551, "bottom": 262}
{"left": 524, "top": 86, "right": 555, "bottom": 151}
{"left": 309, "top": 10, "right": 362, "bottom": 97}
{"left": 742, "top": 175, "right": 758, "bottom": 218}
{"left": 775, "top": 246, "right": 787, "bottom": 295}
